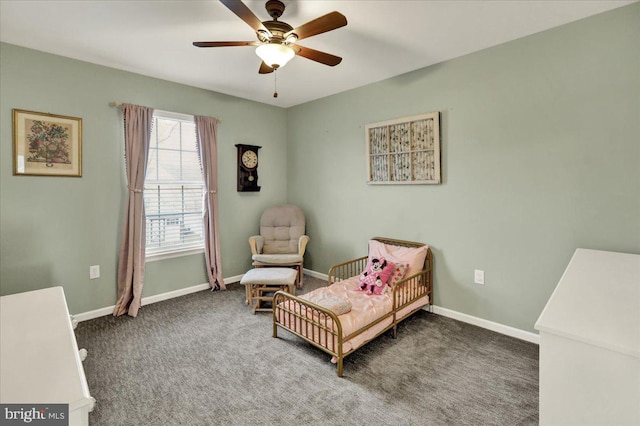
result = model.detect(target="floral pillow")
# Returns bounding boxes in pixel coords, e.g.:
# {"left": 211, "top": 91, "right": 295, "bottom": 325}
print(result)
{"left": 387, "top": 263, "right": 409, "bottom": 289}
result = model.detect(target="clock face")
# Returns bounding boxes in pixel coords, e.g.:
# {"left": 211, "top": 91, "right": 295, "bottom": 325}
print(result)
{"left": 241, "top": 150, "right": 258, "bottom": 169}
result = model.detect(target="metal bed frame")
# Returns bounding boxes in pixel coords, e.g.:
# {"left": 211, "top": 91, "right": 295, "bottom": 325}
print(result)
{"left": 272, "top": 237, "right": 433, "bottom": 377}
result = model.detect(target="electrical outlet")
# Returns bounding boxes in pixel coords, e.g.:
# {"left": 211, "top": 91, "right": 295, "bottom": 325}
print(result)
{"left": 474, "top": 269, "right": 485, "bottom": 285}
{"left": 89, "top": 265, "right": 100, "bottom": 280}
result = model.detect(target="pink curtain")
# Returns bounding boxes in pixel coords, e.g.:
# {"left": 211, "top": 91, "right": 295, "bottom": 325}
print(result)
{"left": 195, "top": 116, "right": 226, "bottom": 290}
{"left": 114, "top": 104, "right": 154, "bottom": 317}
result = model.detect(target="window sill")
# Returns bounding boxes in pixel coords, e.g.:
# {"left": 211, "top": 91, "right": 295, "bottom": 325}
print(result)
{"left": 145, "top": 247, "right": 204, "bottom": 263}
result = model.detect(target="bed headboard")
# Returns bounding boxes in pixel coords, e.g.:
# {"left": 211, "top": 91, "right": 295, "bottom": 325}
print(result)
{"left": 370, "top": 237, "right": 433, "bottom": 272}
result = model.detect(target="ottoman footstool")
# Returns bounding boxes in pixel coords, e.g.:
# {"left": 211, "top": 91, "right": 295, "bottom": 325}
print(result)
{"left": 240, "top": 268, "right": 298, "bottom": 314}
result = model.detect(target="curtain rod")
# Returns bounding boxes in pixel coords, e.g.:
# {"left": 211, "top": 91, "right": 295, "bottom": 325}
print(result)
{"left": 109, "top": 101, "right": 222, "bottom": 122}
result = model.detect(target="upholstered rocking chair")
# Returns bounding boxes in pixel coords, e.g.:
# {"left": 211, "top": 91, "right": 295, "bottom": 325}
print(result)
{"left": 248, "top": 204, "right": 309, "bottom": 288}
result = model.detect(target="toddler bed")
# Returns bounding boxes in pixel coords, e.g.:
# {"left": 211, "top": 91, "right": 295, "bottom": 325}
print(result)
{"left": 272, "top": 237, "right": 433, "bottom": 377}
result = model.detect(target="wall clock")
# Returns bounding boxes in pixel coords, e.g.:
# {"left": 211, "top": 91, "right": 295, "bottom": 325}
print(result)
{"left": 235, "top": 144, "right": 261, "bottom": 192}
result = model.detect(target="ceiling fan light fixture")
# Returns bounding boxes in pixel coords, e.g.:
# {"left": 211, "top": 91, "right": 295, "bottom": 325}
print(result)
{"left": 284, "top": 34, "right": 298, "bottom": 45}
{"left": 255, "top": 43, "right": 295, "bottom": 69}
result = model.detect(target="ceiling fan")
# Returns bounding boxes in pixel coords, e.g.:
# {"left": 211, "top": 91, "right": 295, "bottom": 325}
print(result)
{"left": 194, "top": 0, "right": 348, "bottom": 74}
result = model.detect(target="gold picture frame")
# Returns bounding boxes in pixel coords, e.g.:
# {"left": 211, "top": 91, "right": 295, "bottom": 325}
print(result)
{"left": 13, "top": 109, "right": 82, "bottom": 177}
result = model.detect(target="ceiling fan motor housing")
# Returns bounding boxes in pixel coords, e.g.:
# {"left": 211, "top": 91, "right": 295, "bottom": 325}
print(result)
{"left": 265, "top": 0, "right": 285, "bottom": 19}
{"left": 258, "top": 20, "right": 295, "bottom": 44}
{"left": 258, "top": 0, "right": 298, "bottom": 45}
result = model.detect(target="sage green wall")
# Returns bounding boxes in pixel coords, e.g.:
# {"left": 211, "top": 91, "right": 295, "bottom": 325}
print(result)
{"left": 286, "top": 4, "right": 640, "bottom": 332}
{"left": 1, "top": 5, "right": 638, "bottom": 332}
{"left": 0, "top": 43, "right": 288, "bottom": 314}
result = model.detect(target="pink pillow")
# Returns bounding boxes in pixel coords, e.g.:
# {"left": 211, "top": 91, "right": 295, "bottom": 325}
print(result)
{"left": 368, "top": 240, "right": 428, "bottom": 278}
{"left": 387, "top": 263, "right": 409, "bottom": 288}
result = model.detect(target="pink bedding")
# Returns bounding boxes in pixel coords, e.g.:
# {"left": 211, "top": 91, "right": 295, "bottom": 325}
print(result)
{"left": 277, "top": 276, "right": 429, "bottom": 357}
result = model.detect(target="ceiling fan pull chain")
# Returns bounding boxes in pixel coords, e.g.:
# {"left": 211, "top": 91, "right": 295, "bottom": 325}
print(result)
{"left": 273, "top": 69, "right": 278, "bottom": 98}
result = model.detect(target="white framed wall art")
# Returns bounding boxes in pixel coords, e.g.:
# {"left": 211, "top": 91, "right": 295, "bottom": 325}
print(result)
{"left": 365, "top": 111, "right": 440, "bottom": 184}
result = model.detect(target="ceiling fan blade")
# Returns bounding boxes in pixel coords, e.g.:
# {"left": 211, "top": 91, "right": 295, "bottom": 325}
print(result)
{"left": 220, "top": 0, "right": 272, "bottom": 37}
{"left": 285, "top": 11, "right": 347, "bottom": 41}
{"left": 259, "top": 62, "right": 274, "bottom": 74}
{"left": 294, "top": 45, "right": 342, "bottom": 66}
{"left": 193, "top": 41, "right": 258, "bottom": 48}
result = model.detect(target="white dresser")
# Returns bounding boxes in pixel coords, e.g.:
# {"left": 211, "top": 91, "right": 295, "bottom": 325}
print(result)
{"left": 0, "top": 287, "right": 95, "bottom": 426}
{"left": 535, "top": 249, "right": 640, "bottom": 426}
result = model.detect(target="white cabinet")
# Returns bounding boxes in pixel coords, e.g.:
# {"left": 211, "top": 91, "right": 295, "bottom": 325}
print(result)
{"left": 1, "top": 287, "right": 95, "bottom": 426}
{"left": 535, "top": 249, "right": 640, "bottom": 425}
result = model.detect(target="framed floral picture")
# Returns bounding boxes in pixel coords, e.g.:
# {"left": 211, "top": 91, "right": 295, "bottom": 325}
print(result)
{"left": 365, "top": 111, "right": 440, "bottom": 185}
{"left": 13, "top": 109, "right": 82, "bottom": 177}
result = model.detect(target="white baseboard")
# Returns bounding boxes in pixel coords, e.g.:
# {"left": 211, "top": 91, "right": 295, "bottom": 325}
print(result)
{"left": 303, "top": 268, "right": 538, "bottom": 344}
{"left": 303, "top": 268, "right": 328, "bottom": 280}
{"left": 73, "top": 274, "right": 244, "bottom": 322}
{"left": 74, "top": 269, "right": 539, "bottom": 345}
{"left": 224, "top": 274, "right": 244, "bottom": 285}
{"left": 430, "top": 305, "right": 539, "bottom": 344}
{"left": 73, "top": 305, "right": 117, "bottom": 322}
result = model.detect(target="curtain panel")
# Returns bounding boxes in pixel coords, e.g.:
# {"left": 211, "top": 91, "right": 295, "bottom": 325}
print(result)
{"left": 195, "top": 116, "right": 226, "bottom": 290}
{"left": 114, "top": 104, "right": 154, "bottom": 317}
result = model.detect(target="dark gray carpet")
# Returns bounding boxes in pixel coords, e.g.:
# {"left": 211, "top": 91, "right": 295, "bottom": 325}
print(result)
{"left": 76, "top": 276, "right": 538, "bottom": 426}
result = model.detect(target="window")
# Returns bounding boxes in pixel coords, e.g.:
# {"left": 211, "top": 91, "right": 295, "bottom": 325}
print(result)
{"left": 144, "top": 111, "right": 204, "bottom": 258}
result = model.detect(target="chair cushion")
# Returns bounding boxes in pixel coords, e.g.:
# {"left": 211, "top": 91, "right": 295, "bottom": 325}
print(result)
{"left": 240, "top": 268, "right": 298, "bottom": 285}
{"left": 260, "top": 205, "right": 305, "bottom": 254}
{"left": 252, "top": 254, "right": 303, "bottom": 264}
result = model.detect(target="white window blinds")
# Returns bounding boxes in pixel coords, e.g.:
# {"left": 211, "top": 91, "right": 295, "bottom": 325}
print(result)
{"left": 144, "top": 111, "right": 204, "bottom": 257}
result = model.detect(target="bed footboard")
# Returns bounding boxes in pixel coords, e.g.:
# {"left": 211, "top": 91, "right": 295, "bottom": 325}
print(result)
{"left": 273, "top": 291, "right": 346, "bottom": 376}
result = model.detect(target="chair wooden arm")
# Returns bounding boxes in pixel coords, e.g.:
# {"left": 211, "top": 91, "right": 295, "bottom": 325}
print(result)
{"left": 298, "top": 235, "right": 310, "bottom": 257}
{"left": 248, "top": 235, "right": 264, "bottom": 255}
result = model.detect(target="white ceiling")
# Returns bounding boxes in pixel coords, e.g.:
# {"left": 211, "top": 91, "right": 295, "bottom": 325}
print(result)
{"left": 0, "top": 0, "right": 635, "bottom": 108}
